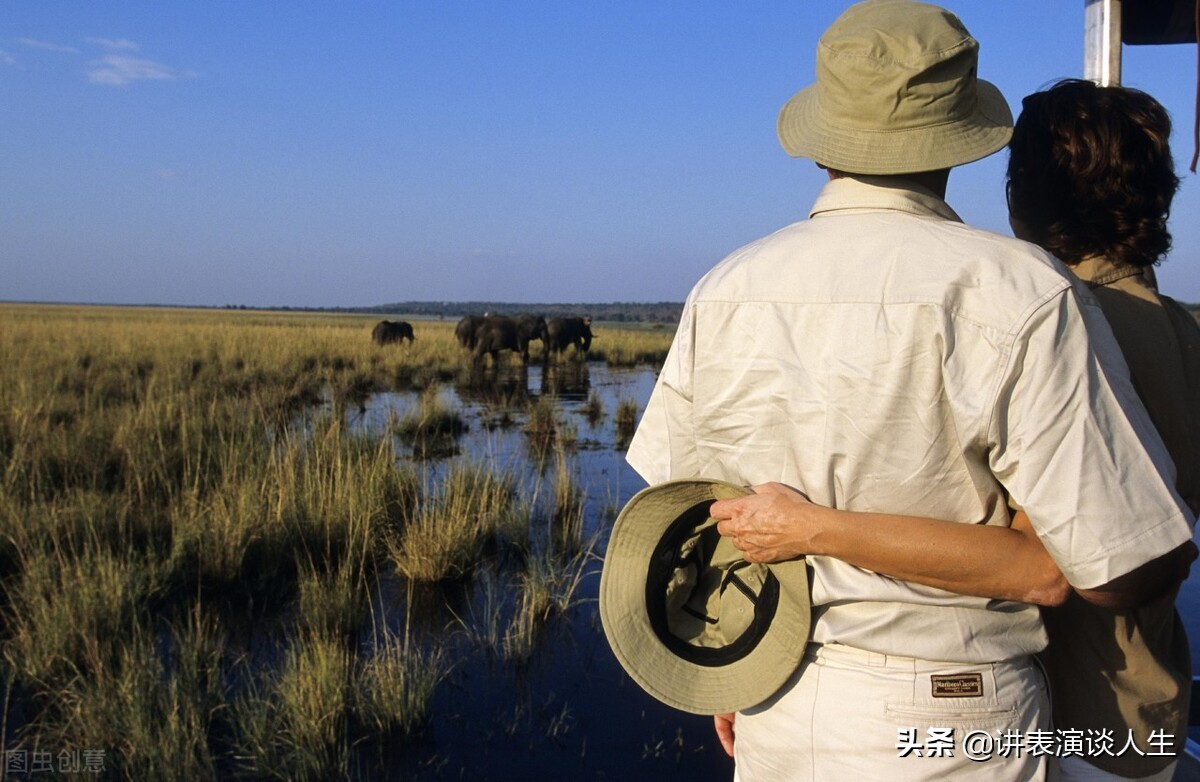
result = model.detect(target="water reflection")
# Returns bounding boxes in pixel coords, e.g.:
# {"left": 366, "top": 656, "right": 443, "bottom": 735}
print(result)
{"left": 349, "top": 363, "right": 731, "bottom": 781}
{"left": 456, "top": 364, "right": 535, "bottom": 410}
{"left": 540, "top": 362, "right": 591, "bottom": 401}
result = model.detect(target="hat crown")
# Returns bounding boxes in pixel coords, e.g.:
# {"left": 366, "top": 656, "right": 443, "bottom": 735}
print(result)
{"left": 776, "top": 0, "right": 1013, "bottom": 174}
{"left": 815, "top": 0, "right": 980, "bottom": 132}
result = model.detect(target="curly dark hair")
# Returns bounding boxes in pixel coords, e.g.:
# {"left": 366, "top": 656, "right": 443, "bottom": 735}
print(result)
{"left": 1006, "top": 79, "right": 1179, "bottom": 268}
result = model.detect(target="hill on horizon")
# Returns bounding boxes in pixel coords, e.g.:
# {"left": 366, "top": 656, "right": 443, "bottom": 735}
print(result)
{"left": 301, "top": 300, "right": 685, "bottom": 324}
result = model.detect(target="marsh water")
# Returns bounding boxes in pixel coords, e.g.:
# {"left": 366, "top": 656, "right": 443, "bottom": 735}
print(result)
{"left": 352, "top": 361, "right": 735, "bottom": 780}
{"left": 358, "top": 359, "right": 1200, "bottom": 779}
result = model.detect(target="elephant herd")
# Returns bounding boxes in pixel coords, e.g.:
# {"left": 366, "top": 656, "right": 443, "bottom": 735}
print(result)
{"left": 455, "top": 314, "right": 593, "bottom": 365}
{"left": 371, "top": 314, "right": 594, "bottom": 365}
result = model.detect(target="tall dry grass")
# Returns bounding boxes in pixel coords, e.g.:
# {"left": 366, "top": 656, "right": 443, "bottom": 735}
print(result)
{"left": 385, "top": 460, "right": 519, "bottom": 582}
{"left": 0, "top": 303, "right": 637, "bottom": 776}
{"left": 585, "top": 323, "right": 673, "bottom": 367}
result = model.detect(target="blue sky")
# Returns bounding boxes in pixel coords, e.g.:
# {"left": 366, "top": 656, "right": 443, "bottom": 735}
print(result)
{"left": 2, "top": 2, "right": 1198, "bottom": 307}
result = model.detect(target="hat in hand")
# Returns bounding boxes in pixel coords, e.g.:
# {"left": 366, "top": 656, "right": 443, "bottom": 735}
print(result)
{"left": 599, "top": 479, "right": 811, "bottom": 715}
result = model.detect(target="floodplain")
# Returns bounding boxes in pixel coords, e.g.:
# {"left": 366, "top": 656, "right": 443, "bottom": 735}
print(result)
{"left": 0, "top": 303, "right": 732, "bottom": 780}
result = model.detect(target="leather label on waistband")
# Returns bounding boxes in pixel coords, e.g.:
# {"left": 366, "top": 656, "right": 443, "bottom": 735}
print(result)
{"left": 930, "top": 673, "right": 983, "bottom": 698}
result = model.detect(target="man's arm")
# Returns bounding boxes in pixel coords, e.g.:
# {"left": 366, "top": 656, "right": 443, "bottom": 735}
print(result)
{"left": 711, "top": 482, "right": 1194, "bottom": 608}
{"left": 989, "top": 288, "right": 1195, "bottom": 597}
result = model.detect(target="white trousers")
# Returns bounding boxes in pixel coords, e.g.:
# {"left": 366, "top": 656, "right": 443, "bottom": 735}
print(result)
{"left": 732, "top": 643, "right": 1051, "bottom": 782}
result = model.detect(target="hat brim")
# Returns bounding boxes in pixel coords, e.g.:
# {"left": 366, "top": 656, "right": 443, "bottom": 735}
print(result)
{"left": 599, "top": 479, "right": 811, "bottom": 715}
{"left": 777, "top": 77, "right": 1013, "bottom": 174}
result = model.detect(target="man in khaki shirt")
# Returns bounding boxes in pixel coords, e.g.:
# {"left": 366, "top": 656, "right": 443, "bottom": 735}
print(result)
{"left": 627, "top": 3, "right": 1196, "bottom": 780}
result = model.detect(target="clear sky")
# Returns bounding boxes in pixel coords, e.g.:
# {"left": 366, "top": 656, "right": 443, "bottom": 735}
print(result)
{"left": 2, "top": 1, "right": 1198, "bottom": 307}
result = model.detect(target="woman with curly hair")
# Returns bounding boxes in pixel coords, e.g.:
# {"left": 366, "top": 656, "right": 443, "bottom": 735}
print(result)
{"left": 1006, "top": 78, "right": 1200, "bottom": 782}
{"left": 711, "top": 79, "right": 1200, "bottom": 782}
{"left": 1007, "top": 79, "right": 1180, "bottom": 271}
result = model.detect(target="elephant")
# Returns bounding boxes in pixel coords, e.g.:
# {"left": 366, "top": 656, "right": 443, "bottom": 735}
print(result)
{"left": 545, "top": 316, "right": 593, "bottom": 360}
{"left": 455, "top": 314, "right": 487, "bottom": 350}
{"left": 472, "top": 314, "right": 549, "bottom": 365}
{"left": 514, "top": 314, "right": 550, "bottom": 348}
{"left": 372, "top": 320, "right": 415, "bottom": 345}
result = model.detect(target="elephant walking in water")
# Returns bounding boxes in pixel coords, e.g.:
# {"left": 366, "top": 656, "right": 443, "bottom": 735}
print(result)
{"left": 545, "top": 316, "right": 593, "bottom": 361}
{"left": 472, "top": 314, "right": 549, "bottom": 365}
{"left": 372, "top": 320, "right": 415, "bottom": 345}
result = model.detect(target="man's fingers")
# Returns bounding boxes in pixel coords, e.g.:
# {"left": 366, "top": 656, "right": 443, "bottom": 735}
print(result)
{"left": 709, "top": 498, "right": 736, "bottom": 519}
{"left": 713, "top": 713, "right": 736, "bottom": 757}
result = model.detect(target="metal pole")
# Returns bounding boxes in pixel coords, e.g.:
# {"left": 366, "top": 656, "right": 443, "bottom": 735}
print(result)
{"left": 1084, "top": 0, "right": 1123, "bottom": 85}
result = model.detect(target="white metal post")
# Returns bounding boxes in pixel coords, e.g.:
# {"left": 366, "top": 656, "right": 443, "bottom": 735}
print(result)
{"left": 1084, "top": 0, "right": 1123, "bottom": 85}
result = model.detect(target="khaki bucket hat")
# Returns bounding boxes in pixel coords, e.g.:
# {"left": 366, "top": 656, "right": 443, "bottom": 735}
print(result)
{"left": 777, "top": 0, "right": 1013, "bottom": 174}
{"left": 599, "top": 479, "right": 811, "bottom": 715}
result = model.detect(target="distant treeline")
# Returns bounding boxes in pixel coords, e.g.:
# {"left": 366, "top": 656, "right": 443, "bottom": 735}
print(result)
{"left": 241, "top": 299, "right": 1200, "bottom": 327}
{"left": 315, "top": 301, "right": 685, "bottom": 325}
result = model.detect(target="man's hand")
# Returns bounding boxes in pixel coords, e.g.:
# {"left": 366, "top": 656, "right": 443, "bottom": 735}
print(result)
{"left": 710, "top": 482, "right": 820, "bottom": 563}
{"left": 714, "top": 712, "right": 736, "bottom": 757}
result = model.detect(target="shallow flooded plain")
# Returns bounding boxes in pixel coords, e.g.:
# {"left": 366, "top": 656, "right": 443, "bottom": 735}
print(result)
{"left": 0, "top": 304, "right": 730, "bottom": 781}
{"left": 353, "top": 362, "right": 734, "bottom": 780}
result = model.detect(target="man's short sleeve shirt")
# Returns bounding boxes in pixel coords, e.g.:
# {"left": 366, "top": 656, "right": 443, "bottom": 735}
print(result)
{"left": 626, "top": 176, "right": 1194, "bottom": 663}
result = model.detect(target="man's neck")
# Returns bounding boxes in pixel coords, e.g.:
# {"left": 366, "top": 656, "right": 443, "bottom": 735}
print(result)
{"left": 824, "top": 167, "right": 950, "bottom": 199}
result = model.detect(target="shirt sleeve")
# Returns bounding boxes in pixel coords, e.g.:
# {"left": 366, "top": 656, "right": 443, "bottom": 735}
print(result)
{"left": 988, "top": 287, "right": 1195, "bottom": 590}
{"left": 626, "top": 301, "right": 699, "bottom": 485}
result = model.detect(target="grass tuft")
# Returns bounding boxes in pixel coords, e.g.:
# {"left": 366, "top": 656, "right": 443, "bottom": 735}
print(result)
{"left": 386, "top": 462, "right": 518, "bottom": 582}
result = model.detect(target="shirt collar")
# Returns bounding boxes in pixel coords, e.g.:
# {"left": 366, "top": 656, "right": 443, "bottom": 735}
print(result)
{"left": 808, "top": 175, "right": 963, "bottom": 223}
{"left": 1067, "top": 255, "right": 1146, "bottom": 288}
